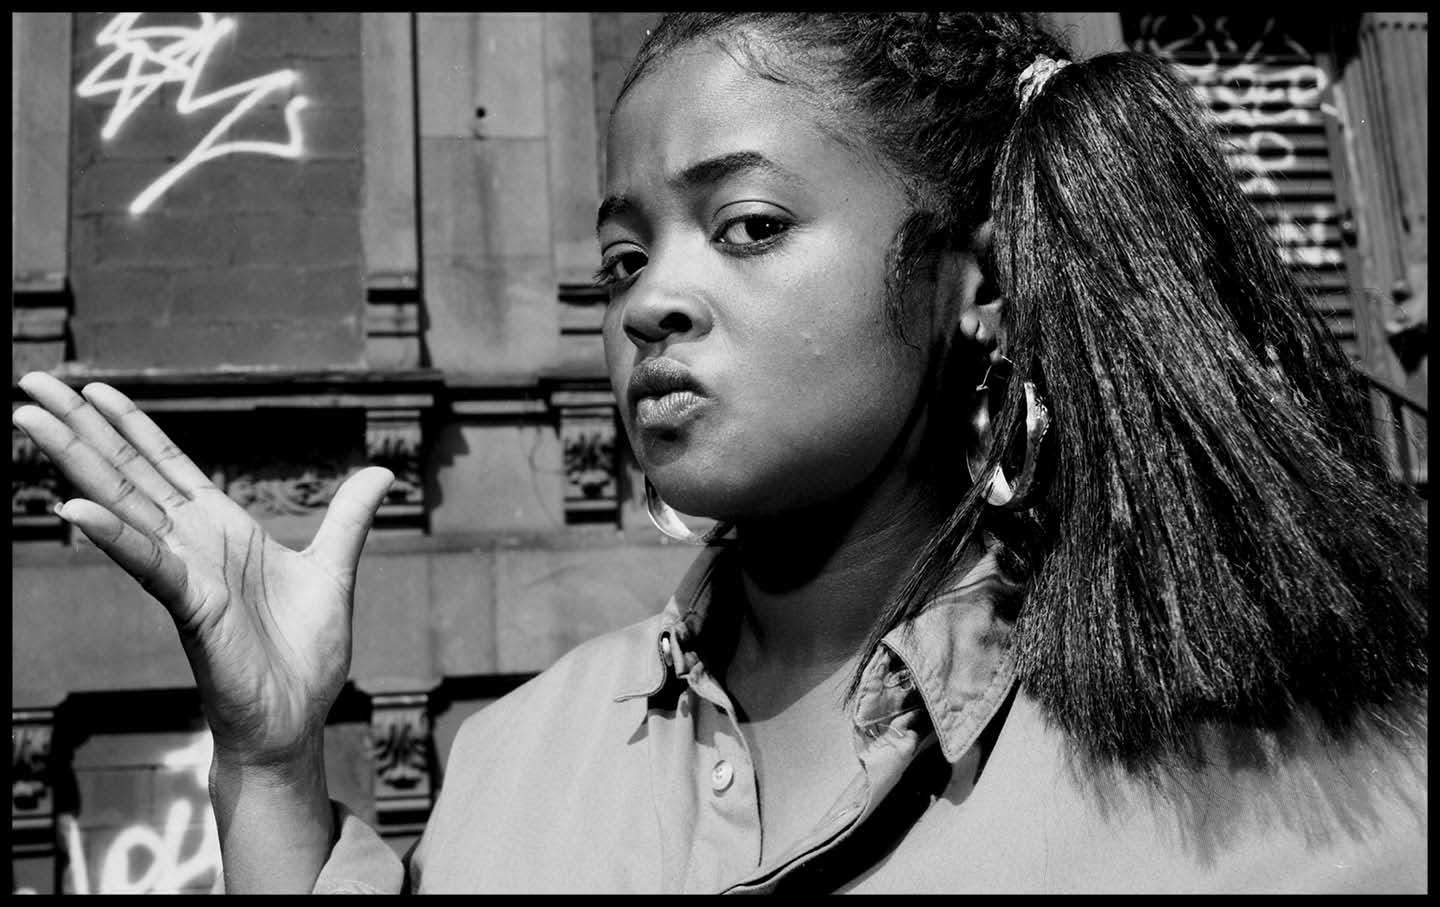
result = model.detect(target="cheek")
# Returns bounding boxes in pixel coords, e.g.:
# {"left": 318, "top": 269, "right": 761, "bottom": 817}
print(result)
{"left": 602, "top": 306, "right": 631, "bottom": 394}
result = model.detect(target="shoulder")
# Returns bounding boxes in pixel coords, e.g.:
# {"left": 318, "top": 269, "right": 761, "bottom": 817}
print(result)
{"left": 1108, "top": 701, "right": 1429, "bottom": 892}
{"left": 908, "top": 690, "right": 1428, "bottom": 893}
{"left": 448, "top": 610, "right": 668, "bottom": 759}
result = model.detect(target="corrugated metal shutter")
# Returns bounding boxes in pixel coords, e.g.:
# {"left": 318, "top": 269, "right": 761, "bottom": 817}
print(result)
{"left": 1125, "top": 14, "right": 1359, "bottom": 359}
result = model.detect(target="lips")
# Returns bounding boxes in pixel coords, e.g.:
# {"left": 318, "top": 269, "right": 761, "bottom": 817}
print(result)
{"left": 628, "top": 358, "right": 709, "bottom": 433}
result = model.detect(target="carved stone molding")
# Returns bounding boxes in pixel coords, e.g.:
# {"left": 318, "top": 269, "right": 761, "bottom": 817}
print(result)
{"left": 369, "top": 692, "right": 434, "bottom": 835}
{"left": 222, "top": 462, "right": 352, "bottom": 518}
{"left": 366, "top": 408, "right": 426, "bottom": 523}
{"left": 12, "top": 709, "right": 57, "bottom": 855}
{"left": 11, "top": 426, "right": 69, "bottom": 540}
{"left": 554, "top": 390, "right": 619, "bottom": 524}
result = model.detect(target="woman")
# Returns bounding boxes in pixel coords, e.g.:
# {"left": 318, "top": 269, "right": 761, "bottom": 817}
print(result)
{"left": 13, "top": 12, "right": 1426, "bottom": 894}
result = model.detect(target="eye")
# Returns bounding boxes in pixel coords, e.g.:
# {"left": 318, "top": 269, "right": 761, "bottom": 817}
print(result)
{"left": 594, "top": 247, "right": 648, "bottom": 288}
{"left": 715, "top": 214, "right": 791, "bottom": 247}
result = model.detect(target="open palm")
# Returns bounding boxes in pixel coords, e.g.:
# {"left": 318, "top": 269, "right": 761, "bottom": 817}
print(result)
{"left": 12, "top": 372, "right": 393, "bottom": 766}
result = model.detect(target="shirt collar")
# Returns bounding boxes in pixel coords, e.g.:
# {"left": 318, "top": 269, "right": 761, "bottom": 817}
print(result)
{"left": 613, "top": 544, "right": 730, "bottom": 703}
{"left": 614, "top": 536, "right": 1023, "bottom": 764}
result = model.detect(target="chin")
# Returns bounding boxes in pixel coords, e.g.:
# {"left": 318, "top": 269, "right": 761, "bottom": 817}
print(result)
{"left": 649, "top": 465, "right": 817, "bottom": 524}
{"left": 646, "top": 470, "right": 727, "bottom": 520}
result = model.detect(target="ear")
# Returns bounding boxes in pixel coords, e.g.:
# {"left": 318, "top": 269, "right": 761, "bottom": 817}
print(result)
{"left": 936, "top": 219, "right": 1005, "bottom": 362}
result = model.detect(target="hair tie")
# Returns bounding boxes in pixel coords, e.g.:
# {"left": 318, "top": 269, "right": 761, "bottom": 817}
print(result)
{"left": 1016, "top": 54, "right": 1071, "bottom": 109}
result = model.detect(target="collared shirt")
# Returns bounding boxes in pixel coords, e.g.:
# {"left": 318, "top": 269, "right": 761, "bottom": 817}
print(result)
{"left": 312, "top": 541, "right": 1427, "bottom": 894}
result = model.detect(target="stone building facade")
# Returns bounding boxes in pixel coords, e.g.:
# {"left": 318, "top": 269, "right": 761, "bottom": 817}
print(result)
{"left": 10, "top": 12, "right": 1426, "bottom": 894}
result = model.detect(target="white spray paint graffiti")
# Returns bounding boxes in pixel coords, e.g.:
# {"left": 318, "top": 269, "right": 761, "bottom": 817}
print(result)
{"left": 75, "top": 12, "right": 310, "bottom": 215}
{"left": 1138, "top": 15, "right": 1343, "bottom": 269}
{"left": 61, "top": 731, "right": 222, "bottom": 895}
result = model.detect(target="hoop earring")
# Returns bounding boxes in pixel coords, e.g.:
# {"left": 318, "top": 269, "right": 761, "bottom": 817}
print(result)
{"left": 645, "top": 477, "right": 731, "bottom": 545}
{"left": 965, "top": 361, "right": 1052, "bottom": 510}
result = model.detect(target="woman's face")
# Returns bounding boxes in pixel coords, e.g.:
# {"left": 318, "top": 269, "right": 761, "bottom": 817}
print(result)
{"left": 600, "top": 38, "right": 932, "bottom": 520}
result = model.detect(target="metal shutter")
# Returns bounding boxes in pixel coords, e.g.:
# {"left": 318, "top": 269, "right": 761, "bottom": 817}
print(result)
{"left": 1126, "top": 14, "right": 1359, "bottom": 359}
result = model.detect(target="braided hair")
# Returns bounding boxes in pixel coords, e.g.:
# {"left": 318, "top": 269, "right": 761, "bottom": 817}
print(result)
{"left": 617, "top": 12, "right": 1428, "bottom": 777}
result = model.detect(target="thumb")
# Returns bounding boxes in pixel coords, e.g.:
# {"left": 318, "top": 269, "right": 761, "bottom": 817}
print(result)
{"left": 307, "top": 466, "right": 394, "bottom": 575}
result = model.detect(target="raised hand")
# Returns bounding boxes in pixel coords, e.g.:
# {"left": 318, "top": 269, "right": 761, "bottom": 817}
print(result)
{"left": 11, "top": 372, "right": 394, "bottom": 768}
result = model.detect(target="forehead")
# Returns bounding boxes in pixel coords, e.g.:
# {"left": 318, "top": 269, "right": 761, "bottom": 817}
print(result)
{"left": 604, "top": 38, "right": 891, "bottom": 194}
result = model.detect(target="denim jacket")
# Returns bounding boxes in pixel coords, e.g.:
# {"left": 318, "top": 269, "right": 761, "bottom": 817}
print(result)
{"left": 312, "top": 543, "right": 1427, "bottom": 893}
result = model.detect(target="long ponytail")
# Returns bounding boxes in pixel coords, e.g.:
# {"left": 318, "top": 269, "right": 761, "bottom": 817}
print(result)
{"left": 992, "top": 52, "right": 1427, "bottom": 773}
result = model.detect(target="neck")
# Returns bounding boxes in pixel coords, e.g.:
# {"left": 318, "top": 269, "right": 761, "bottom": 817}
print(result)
{"left": 727, "top": 471, "right": 949, "bottom": 678}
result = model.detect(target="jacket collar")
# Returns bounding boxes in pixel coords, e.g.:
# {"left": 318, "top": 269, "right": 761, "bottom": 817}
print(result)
{"left": 614, "top": 536, "right": 1023, "bottom": 764}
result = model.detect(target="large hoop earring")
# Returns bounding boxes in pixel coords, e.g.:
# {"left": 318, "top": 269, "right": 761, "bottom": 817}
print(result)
{"left": 645, "top": 478, "right": 731, "bottom": 545}
{"left": 965, "top": 360, "right": 1052, "bottom": 510}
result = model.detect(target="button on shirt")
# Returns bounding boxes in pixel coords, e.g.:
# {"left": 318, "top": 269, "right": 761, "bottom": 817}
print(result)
{"left": 312, "top": 541, "right": 1428, "bottom": 894}
{"left": 711, "top": 760, "right": 733, "bottom": 793}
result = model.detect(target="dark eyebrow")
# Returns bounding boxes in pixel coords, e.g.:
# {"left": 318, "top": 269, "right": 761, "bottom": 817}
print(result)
{"left": 595, "top": 151, "right": 795, "bottom": 232}
{"left": 596, "top": 195, "right": 636, "bottom": 231}
{"left": 671, "top": 150, "right": 791, "bottom": 192}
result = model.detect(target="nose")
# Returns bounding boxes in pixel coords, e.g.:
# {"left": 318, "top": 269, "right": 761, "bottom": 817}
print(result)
{"left": 620, "top": 266, "right": 712, "bottom": 348}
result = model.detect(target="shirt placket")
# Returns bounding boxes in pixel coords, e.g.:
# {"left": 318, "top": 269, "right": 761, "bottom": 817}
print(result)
{"left": 679, "top": 662, "right": 762, "bottom": 893}
{"left": 720, "top": 650, "right": 933, "bottom": 894}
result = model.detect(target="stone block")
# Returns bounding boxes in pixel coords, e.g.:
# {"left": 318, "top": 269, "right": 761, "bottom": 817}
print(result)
{"left": 173, "top": 264, "right": 362, "bottom": 319}
{"left": 417, "top": 13, "right": 476, "bottom": 139}
{"left": 294, "top": 56, "right": 367, "bottom": 111}
{"left": 294, "top": 159, "right": 364, "bottom": 212}
{"left": 545, "top": 13, "right": 603, "bottom": 284}
{"left": 153, "top": 157, "right": 334, "bottom": 214}
{"left": 473, "top": 13, "right": 547, "bottom": 140}
{"left": 430, "top": 549, "right": 499, "bottom": 676}
{"left": 72, "top": 731, "right": 208, "bottom": 771}
{"left": 225, "top": 214, "right": 365, "bottom": 269}
{"left": 12, "top": 341, "right": 69, "bottom": 383}
{"left": 68, "top": 266, "right": 177, "bottom": 322}
{"left": 365, "top": 335, "right": 423, "bottom": 371}
{"left": 74, "top": 768, "right": 156, "bottom": 830}
{"left": 421, "top": 257, "right": 559, "bottom": 375}
{"left": 72, "top": 262, "right": 362, "bottom": 326}
{"left": 428, "top": 421, "right": 565, "bottom": 534}
{"left": 149, "top": 765, "right": 211, "bottom": 811}
{"left": 73, "top": 102, "right": 235, "bottom": 164}
{"left": 351, "top": 551, "right": 437, "bottom": 687}
{"left": 217, "top": 13, "right": 361, "bottom": 64}
{"left": 421, "top": 136, "right": 553, "bottom": 261}
{"left": 493, "top": 542, "right": 697, "bottom": 673}
{"left": 118, "top": 158, "right": 362, "bottom": 215}
{"left": 72, "top": 159, "right": 169, "bottom": 217}
{"left": 68, "top": 316, "right": 365, "bottom": 371}
{"left": 11, "top": 561, "right": 195, "bottom": 705}
{"left": 298, "top": 105, "right": 365, "bottom": 160}
{"left": 87, "top": 212, "right": 241, "bottom": 268}
{"left": 12, "top": 853, "right": 54, "bottom": 894}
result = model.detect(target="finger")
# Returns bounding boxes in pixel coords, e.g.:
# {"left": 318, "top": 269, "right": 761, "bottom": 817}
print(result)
{"left": 306, "top": 467, "right": 394, "bottom": 576}
{"left": 12, "top": 403, "right": 175, "bottom": 538}
{"left": 54, "top": 498, "right": 191, "bottom": 610}
{"left": 79, "top": 382, "right": 218, "bottom": 498}
{"left": 17, "top": 372, "right": 189, "bottom": 513}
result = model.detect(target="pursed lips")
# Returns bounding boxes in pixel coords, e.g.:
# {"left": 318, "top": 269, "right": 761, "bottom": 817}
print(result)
{"left": 628, "top": 358, "right": 709, "bottom": 432}
{"left": 628, "top": 357, "right": 704, "bottom": 405}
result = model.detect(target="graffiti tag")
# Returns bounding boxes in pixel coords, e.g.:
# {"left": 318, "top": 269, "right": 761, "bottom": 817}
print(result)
{"left": 75, "top": 12, "right": 309, "bottom": 215}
